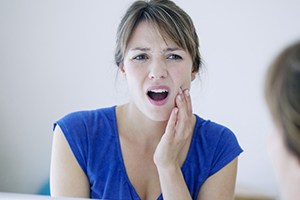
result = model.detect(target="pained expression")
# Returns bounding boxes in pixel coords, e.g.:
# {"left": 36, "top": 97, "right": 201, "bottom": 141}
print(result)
{"left": 121, "top": 21, "right": 196, "bottom": 121}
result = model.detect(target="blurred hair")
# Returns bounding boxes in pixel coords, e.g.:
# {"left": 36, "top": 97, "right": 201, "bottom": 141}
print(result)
{"left": 114, "top": 0, "right": 201, "bottom": 73}
{"left": 265, "top": 41, "right": 300, "bottom": 157}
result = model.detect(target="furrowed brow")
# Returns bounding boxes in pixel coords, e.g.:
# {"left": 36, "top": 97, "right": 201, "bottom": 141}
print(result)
{"left": 130, "top": 47, "right": 151, "bottom": 52}
{"left": 164, "top": 47, "right": 183, "bottom": 52}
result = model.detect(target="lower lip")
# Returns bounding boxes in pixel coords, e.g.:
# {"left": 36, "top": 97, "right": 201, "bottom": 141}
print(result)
{"left": 147, "top": 95, "right": 169, "bottom": 106}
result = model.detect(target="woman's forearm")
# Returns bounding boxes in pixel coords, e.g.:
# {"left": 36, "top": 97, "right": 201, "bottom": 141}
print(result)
{"left": 157, "top": 164, "right": 192, "bottom": 200}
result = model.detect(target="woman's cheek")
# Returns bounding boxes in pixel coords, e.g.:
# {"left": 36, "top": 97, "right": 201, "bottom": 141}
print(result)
{"left": 180, "top": 81, "right": 192, "bottom": 91}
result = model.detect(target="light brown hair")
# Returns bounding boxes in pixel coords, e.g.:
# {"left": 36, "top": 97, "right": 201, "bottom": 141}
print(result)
{"left": 114, "top": 0, "right": 201, "bottom": 73}
{"left": 265, "top": 41, "right": 300, "bottom": 157}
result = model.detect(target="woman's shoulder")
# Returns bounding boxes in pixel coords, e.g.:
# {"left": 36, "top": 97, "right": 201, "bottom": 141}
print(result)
{"left": 194, "top": 114, "right": 234, "bottom": 136}
{"left": 54, "top": 106, "right": 117, "bottom": 131}
{"left": 191, "top": 114, "right": 243, "bottom": 176}
{"left": 193, "top": 114, "right": 241, "bottom": 149}
{"left": 59, "top": 106, "right": 116, "bottom": 122}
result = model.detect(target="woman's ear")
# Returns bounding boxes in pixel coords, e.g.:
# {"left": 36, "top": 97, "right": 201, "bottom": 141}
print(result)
{"left": 119, "top": 63, "right": 126, "bottom": 76}
{"left": 191, "top": 69, "right": 197, "bottom": 81}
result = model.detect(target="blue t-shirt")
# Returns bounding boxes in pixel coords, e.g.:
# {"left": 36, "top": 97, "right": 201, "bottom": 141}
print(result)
{"left": 54, "top": 106, "right": 243, "bottom": 200}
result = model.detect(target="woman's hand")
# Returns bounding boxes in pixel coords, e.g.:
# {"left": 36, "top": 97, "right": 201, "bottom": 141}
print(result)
{"left": 153, "top": 88, "right": 194, "bottom": 169}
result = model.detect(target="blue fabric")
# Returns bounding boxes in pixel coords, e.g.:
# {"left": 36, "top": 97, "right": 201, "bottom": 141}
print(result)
{"left": 54, "top": 106, "right": 243, "bottom": 200}
{"left": 37, "top": 179, "right": 50, "bottom": 196}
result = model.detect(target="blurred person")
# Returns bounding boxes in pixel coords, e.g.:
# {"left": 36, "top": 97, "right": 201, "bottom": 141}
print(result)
{"left": 265, "top": 41, "right": 300, "bottom": 200}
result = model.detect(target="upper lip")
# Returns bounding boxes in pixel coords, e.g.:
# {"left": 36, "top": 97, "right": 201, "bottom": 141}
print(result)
{"left": 146, "top": 85, "right": 170, "bottom": 93}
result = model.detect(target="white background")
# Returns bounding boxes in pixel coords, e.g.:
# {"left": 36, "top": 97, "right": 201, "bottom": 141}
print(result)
{"left": 1, "top": 0, "right": 300, "bottom": 198}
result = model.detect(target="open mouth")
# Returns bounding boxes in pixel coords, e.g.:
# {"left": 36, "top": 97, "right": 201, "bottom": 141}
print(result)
{"left": 147, "top": 89, "right": 169, "bottom": 101}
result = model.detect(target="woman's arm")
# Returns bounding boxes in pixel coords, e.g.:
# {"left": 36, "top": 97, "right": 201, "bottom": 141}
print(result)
{"left": 154, "top": 88, "right": 239, "bottom": 200}
{"left": 156, "top": 163, "right": 192, "bottom": 200}
{"left": 154, "top": 89, "right": 194, "bottom": 200}
{"left": 197, "top": 158, "right": 238, "bottom": 200}
{"left": 50, "top": 125, "right": 90, "bottom": 198}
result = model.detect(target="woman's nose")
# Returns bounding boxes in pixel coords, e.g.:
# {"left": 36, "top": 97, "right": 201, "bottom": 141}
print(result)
{"left": 148, "top": 59, "right": 168, "bottom": 80}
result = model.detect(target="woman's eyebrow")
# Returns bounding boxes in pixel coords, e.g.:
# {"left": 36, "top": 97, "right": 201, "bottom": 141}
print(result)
{"left": 128, "top": 47, "right": 183, "bottom": 52}
{"left": 129, "top": 47, "right": 151, "bottom": 52}
{"left": 164, "top": 47, "right": 183, "bottom": 52}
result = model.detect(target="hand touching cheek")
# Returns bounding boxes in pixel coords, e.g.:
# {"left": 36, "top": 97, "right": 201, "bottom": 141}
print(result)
{"left": 153, "top": 88, "right": 195, "bottom": 169}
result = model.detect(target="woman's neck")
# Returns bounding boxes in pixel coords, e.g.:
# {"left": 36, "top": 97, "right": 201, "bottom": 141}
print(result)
{"left": 116, "top": 103, "right": 168, "bottom": 140}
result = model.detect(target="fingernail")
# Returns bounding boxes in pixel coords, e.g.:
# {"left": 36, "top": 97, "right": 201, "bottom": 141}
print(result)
{"left": 184, "top": 89, "right": 190, "bottom": 96}
{"left": 177, "top": 94, "right": 182, "bottom": 101}
{"left": 174, "top": 108, "right": 178, "bottom": 114}
{"left": 179, "top": 88, "right": 183, "bottom": 94}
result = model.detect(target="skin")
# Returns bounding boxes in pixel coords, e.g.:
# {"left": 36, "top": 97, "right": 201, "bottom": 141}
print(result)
{"left": 268, "top": 127, "right": 300, "bottom": 200}
{"left": 50, "top": 21, "right": 238, "bottom": 200}
{"left": 50, "top": 126, "right": 90, "bottom": 198}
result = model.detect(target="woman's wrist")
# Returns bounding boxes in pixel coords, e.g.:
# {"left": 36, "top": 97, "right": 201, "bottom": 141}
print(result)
{"left": 156, "top": 162, "right": 181, "bottom": 178}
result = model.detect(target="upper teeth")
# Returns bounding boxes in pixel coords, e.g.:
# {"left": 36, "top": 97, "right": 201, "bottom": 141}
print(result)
{"left": 150, "top": 89, "right": 168, "bottom": 93}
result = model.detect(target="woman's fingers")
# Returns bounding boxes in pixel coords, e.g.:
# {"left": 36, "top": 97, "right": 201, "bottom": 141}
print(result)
{"left": 183, "top": 89, "right": 192, "bottom": 114}
{"left": 153, "top": 88, "right": 193, "bottom": 167}
{"left": 174, "top": 88, "right": 192, "bottom": 137}
{"left": 164, "top": 107, "right": 178, "bottom": 140}
{"left": 176, "top": 88, "right": 191, "bottom": 114}
{"left": 165, "top": 88, "right": 193, "bottom": 139}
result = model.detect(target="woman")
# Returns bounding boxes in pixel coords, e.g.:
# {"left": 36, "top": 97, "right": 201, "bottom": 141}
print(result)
{"left": 265, "top": 41, "right": 300, "bottom": 200}
{"left": 50, "top": 0, "right": 243, "bottom": 199}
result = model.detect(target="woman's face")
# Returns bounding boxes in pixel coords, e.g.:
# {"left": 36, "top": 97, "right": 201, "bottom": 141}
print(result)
{"left": 121, "top": 21, "right": 196, "bottom": 121}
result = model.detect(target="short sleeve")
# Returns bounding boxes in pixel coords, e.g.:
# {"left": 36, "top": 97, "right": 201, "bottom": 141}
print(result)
{"left": 208, "top": 128, "right": 243, "bottom": 176}
{"left": 53, "top": 111, "right": 89, "bottom": 174}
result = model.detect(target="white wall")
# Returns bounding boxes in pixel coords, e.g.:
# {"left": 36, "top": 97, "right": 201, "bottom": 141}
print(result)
{"left": 0, "top": 0, "right": 299, "bottom": 197}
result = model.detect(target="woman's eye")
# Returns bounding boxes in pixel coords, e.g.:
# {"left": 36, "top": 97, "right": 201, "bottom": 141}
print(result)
{"left": 168, "top": 54, "right": 182, "bottom": 60}
{"left": 133, "top": 54, "right": 148, "bottom": 61}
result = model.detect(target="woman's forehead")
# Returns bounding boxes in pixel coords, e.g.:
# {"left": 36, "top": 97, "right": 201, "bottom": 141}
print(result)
{"left": 126, "top": 21, "right": 181, "bottom": 50}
